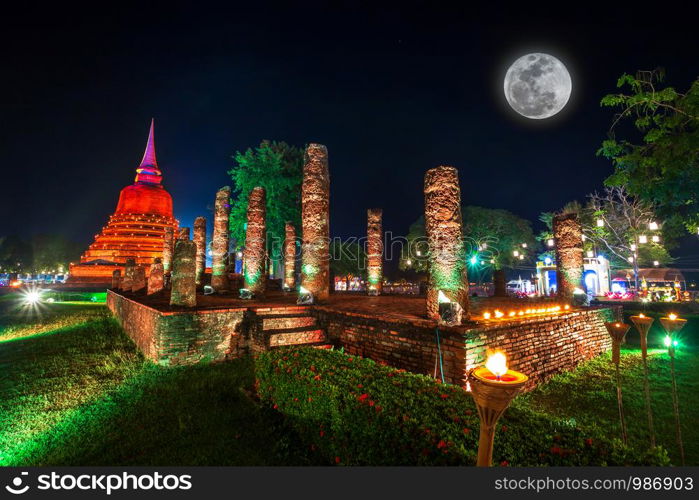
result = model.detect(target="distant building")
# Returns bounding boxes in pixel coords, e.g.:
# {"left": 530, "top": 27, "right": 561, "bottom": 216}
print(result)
{"left": 69, "top": 120, "right": 178, "bottom": 282}
{"left": 536, "top": 256, "right": 611, "bottom": 297}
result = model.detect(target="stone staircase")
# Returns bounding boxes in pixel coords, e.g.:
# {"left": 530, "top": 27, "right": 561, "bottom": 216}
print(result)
{"left": 251, "top": 306, "right": 332, "bottom": 351}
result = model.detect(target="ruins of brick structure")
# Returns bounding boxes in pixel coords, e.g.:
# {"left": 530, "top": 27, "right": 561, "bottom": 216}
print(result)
{"left": 300, "top": 144, "right": 330, "bottom": 302}
{"left": 111, "top": 270, "right": 121, "bottom": 289}
{"left": 69, "top": 120, "right": 178, "bottom": 282}
{"left": 243, "top": 187, "right": 267, "bottom": 297}
{"left": 170, "top": 239, "right": 197, "bottom": 307}
{"left": 162, "top": 226, "right": 175, "bottom": 274}
{"left": 553, "top": 213, "right": 584, "bottom": 301}
{"left": 120, "top": 259, "right": 136, "bottom": 291}
{"left": 193, "top": 217, "right": 207, "bottom": 285}
{"left": 284, "top": 222, "right": 296, "bottom": 290}
{"left": 177, "top": 227, "right": 190, "bottom": 240}
{"left": 148, "top": 258, "right": 164, "bottom": 295}
{"left": 424, "top": 166, "right": 469, "bottom": 322}
{"left": 212, "top": 186, "right": 231, "bottom": 292}
{"left": 132, "top": 265, "right": 147, "bottom": 293}
{"left": 366, "top": 208, "right": 383, "bottom": 295}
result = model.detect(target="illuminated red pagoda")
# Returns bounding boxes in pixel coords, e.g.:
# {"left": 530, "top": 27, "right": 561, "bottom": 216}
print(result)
{"left": 69, "top": 120, "right": 178, "bottom": 282}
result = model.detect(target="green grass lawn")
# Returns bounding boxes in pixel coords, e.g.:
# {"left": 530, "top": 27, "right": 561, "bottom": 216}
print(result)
{"left": 0, "top": 297, "right": 322, "bottom": 466}
{"left": 1, "top": 294, "right": 697, "bottom": 465}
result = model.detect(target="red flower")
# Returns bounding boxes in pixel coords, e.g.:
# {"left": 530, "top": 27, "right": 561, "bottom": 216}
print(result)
{"left": 550, "top": 446, "right": 561, "bottom": 455}
{"left": 348, "top": 357, "right": 353, "bottom": 362}
{"left": 368, "top": 400, "right": 375, "bottom": 407}
{"left": 320, "top": 430, "right": 325, "bottom": 437}
{"left": 437, "top": 440, "right": 447, "bottom": 449}
{"left": 500, "top": 460, "right": 509, "bottom": 467}
{"left": 293, "top": 397, "right": 299, "bottom": 402}
{"left": 585, "top": 438, "right": 593, "bottom": 446}
{"left": 335, "top": 456, "right": 341, "bottom": 464}
{"left": 463, "top": 428, "right": 471, "bottom": 434}
{"left": 357, "top": 384, "right": 363, "bottom": 388}
{"left": 440, "top": 394, "right": 449, "bottom": 399}
{"left": 375, "top": 405, "right": 382, "bottom": 413}
{"left": 273, "top": 404, "right": 278, "bottom": 410}
{"left": 357, "top": 393, "right": 369, "bottom": 402}
{"left": 308, "top": 397, "right": 313, "bottom": 402}
{"left": 313, "top": 375, "right": 321, "bottom": 381}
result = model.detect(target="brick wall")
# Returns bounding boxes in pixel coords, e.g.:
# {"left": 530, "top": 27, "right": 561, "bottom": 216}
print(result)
{"left": 316, "top": 306, "right": 619, "bottom": 388}
{"left": 107, "top": 291, "right": 246, "bottom": 366}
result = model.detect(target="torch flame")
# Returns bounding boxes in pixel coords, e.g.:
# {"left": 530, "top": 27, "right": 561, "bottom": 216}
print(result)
{"left": 669, "top": 313, "right": 677, "bottom": 321}
{"left": 485, "top": 351, "right": 508, "bottom": 379}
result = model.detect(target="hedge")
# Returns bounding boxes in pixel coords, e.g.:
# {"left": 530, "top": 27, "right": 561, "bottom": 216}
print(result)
{"left": 255, "top": 348, "right": 669, "bottom": 466}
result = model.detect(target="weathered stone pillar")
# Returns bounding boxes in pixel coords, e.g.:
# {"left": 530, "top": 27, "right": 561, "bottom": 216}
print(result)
{"left": 493, "top": 269, "right": 507, "bottom": 297}
{"left": 121, "top": 258, "right": 136, "bottom": 291}
{"left": 424, "top": 166, "right": 469, "bottom": 322}
{"left": 148, "top": 258, "right": 164, "bottom": 295}
{"left": 177, "top": 227, "right": 190, "bottom": 240}
{"left": 284, "top": 222, "right": 296, "bottom": 290}
{"left": 170, "top": 239, "right": 197, "bottom": 307}
{"left": 367, "top": 208, "right": 383, "bottom": 295}
{"left": 111, "top": 269, "right": 121, "bottom": 289}
{"left": 553, "top": 213, "right": 584, "bottom": 302}
{"left": 132, "top": 265, "right": 147, "bottom": 293}
{"left": 193, "top": 217, "right": 207, "bottom": 285}
{"left": 300, "top": 143, "right": 330, "bottom": 302}
{"left": 162, "top": 226, "right": 175, "bottom": 274}
{"left": 243, "top": 187, "right": 267, "bottom": 296}
{"left": 212, "top": 186, "right": 231, "bottom": 292}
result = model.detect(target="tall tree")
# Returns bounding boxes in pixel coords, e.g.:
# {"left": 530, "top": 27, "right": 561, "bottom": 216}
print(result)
{"left": 598, "top": 70, "right": 699, "bottom": 235}
{"left": 228, "top": 141, "right": 304, "bottom": 275}
{"left": 400, "top": 207, "right": 538, "bottom": 285}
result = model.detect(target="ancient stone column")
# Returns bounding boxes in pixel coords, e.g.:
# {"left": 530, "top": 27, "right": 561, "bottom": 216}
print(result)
{"left": 162, "top": 226, "right": 175, "bottom": 274}
{"left": 177, "top": 227, "right": 190, "bottom": 240}
{"left": 111, "top": 269, "right": 121, "bottom": 289}
{"left": 300, "top": 144, "right": 330, "bottom": 302}
{"left": 212, "top": 186, "right": 231, "bottom": 292}
{"left": 367, "top": 208, "right": 383, "bottom": 295}
{"left": 493, "top": 269, "right": 507, "bottom": 297}
{"left": 243, "top": 187, "right": 267, "bottom": 296}
{"left": 148, "top": 258, "right": 164, "bottom": 295}
{"left": 284, "top": 222, "right": 296, "bottom": 290}
{"left": 170, "top": 239, "right": 197, "bottom": 307}
{"left": 424, "top": 166, "right": 469, "bottom": 321}
{"left": 553, "top": 213, "right": 584, "bottom": 302}
{"left": 193, "top": 217, "right": 207, "bottom": 285}
{"left": 132, "top": 265, "right": 147, "bottom": 293}
{"left": 121, "top": 258, "right": 136, "bottom": 291}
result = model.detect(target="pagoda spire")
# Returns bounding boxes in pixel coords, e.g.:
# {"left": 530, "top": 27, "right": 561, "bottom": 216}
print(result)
{"left": 140, "top": 118, "right": 158, "bottom": 168}
{"left": 135, "top": 118, "right": 163, "bottom": 185}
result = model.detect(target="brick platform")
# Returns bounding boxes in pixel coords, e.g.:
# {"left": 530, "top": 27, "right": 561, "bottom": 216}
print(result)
{"left": 107, "top": 290, "right": 618, "bottom": 386}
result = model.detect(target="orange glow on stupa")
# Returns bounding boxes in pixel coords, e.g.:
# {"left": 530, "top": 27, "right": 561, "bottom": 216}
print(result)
{"left": 69, "top": 120, "right": 178, "bottom": 282}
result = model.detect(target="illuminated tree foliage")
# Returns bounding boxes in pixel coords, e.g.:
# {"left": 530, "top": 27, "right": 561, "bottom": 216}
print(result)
{"left": 539, "top": 188, "right": 672, "bottom": 289}
{"left": 598, "top": 70, "right": 699, "bottom": 234}
{"left": 228, "top": 141, "right": 304, "bottom": 272}
{"left": 400, "top": 207, "right": 537, "bottom": 283}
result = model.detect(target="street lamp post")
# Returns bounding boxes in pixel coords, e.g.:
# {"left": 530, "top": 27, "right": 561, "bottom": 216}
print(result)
{"left": 629, "top": 313, "right": 656, "bottom": 447}
{"left": 660, "top": 314, "right": 686, "bottom": 465}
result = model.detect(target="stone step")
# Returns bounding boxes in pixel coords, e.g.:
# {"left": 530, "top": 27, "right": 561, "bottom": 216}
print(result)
{"left": 271, "top": 341, "right": 334, "bottom": 350}
{"left": 268, "top": 328, "right": 327, "bottom": 347}
{"left": 252, "top": 306, "right": 312, "bottom": 317}
{"left": 262, "top": 314, "right": 317, "bottom": 331}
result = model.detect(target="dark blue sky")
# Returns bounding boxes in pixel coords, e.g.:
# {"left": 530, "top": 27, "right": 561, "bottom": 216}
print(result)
{"left": 1, "top": 2, "right": 697, "bottom": 260}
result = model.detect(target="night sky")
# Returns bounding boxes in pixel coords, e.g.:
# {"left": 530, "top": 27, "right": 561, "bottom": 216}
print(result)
{"left": 2, "top": 3, "right": 697, "bottom": 264}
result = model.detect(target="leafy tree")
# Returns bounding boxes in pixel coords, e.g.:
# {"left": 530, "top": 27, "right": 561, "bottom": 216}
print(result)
{"left": 228, "top": 141, "right": 304, "bottom": 275}
{"left": 598, "top": 69, "right": 699, "bottom": 234}
{"left": 30, "top": 234, "right": 81, "bottom": 273}
{"left": 0, "top": 235, "right": 32, "bottom": 272}
{"left": 330, "top": 240, "right": 367, "bottom": 280}
{"left": 538, "top": 188, "right": 672, "bottom": 290}
{"left": 399, "top": 207, "right": 538, "bottom": 285}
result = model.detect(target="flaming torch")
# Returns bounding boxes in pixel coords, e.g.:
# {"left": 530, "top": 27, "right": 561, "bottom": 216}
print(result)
{"left": 629, "top": 313, "right": 656, "bottom": 447}
{"left": 660, "top": 313, "right": 686, "bottom": 465}
{"left": 604, "top": 321, "right": 631, "bottom": 444}
{"left": 468, "top": 351, "right": 528, "bottom": 466}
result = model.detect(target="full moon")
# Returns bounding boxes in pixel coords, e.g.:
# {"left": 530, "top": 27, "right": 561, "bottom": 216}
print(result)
{"left": 504, "top": 53, "right": 572, "bottom": 119}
